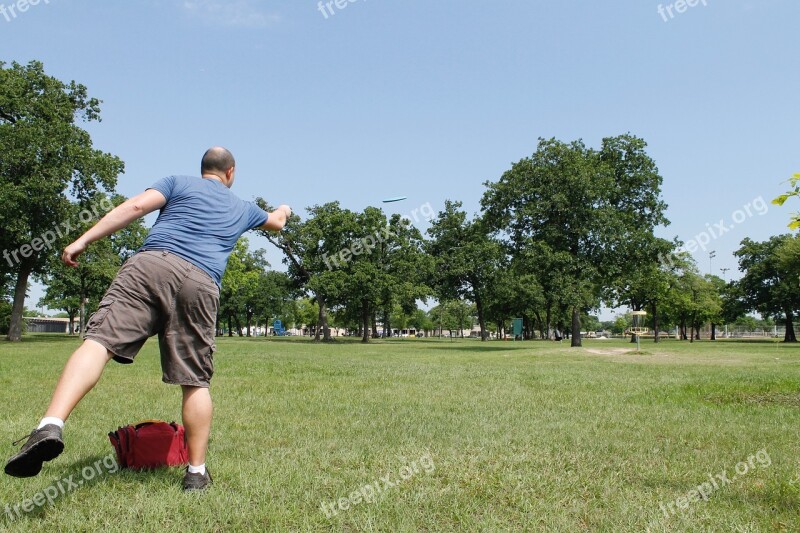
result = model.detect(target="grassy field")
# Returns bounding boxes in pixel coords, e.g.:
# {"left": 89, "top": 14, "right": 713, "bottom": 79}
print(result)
{"left": 0, "top": 335, "right": 799, "bottom": 532}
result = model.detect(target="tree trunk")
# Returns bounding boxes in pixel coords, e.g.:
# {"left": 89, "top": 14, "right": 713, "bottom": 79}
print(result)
{"left": 361, "top": 301, "right": 370, "bottom": 343}
{"left": 710, "top": 323, "right": 716, "bottom": 341}
{"left": 316, "top": 295, "right": 332, "bottom": 342}
{"left": 235, "top": 315, "right": 243, "bottom": 337}
{"left": 68, "top": 311, "right": 76, "bottom": 336}
{"left": 545, "top": 303, "right": 552, "bottom": 340}
{"left": 6, "top": 261, "right": 33, "bottom": 341}
{"left": 570, "top": 306, "right": 582, "bottom": 347}
{"left": 784, "top": 310, "right": 797, "bottom": 342}
{"left": 475, "top": 295, "right": 488, "bottom": 341}
{"left": 227, "top": 313, "right": 233, "bottom": 337}
{"left": 371, "top": 314, "right": 379, "bottom": 339}
{"left": 79, "top": 293, "right": 86, "bottom": 339}
{"left": 246, "top": 312, "right": 253, "bottom": 337}
{"left": 652, "top": 302, "right": 660, "bottom": 343}
{"left": 534, "top": 311, "right": 544, "bottom": 339}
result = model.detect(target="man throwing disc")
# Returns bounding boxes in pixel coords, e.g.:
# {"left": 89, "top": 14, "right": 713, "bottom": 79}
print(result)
{"left": 4, "top": 147, "right": 290, "bottom": 491}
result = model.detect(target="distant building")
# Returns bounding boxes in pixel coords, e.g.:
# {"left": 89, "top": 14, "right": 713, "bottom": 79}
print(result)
{"left": 23, "top": 317, "right": 70, "bottom": 334}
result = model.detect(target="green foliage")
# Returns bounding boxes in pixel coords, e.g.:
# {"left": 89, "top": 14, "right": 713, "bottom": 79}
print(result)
{"left": 430, "top": 299, "right": 475, "bottom": 336}
{"left": 426, "top": 201, "right": 501, "bottom": 340}
{"left": 36, "top": 195, "right": 146, "bottom": 333}
{"left": 733, "top": 234, "right": 800, "bottom": 341}
{"left": 481, "top": 134, "right": 668, "bottom": 345}
{"left": 0, "top": 60, "right": 123, "bottom": 340}
{"left": 581, "top": 314, "right": 600, "bottom": 333}
{"left": 409, "top": 308, "right": 435, "bottom": 334}
{"left": 256, "top": 200, "right": 355, "bottom": 340}
{"left": 293, "top": 298, "right": 319, "bottom": 331}
{"left": 220, "top": 237, "right": 274, "bottom": 336}
{"left": 772, "top": 173, "right": 800, "bottom": 229}
{"left": 0, "top": 300, "right": 10, "bottom": 335}
{"left": 259, "top": 201, "right": 431, "bottom": 342}
{"left": 612, "top": 316, "right": 628, "bottom": 335}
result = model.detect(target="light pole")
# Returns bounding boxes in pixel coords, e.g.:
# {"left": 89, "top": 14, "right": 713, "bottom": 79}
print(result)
{"left": 709, "top": 250, "right": 716, "bottom": 274}
{"left": 720, "top": 267, "right": 730, "bottom": 337}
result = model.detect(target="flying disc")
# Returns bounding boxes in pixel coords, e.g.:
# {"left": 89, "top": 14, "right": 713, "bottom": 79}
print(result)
{"left": 382, "top": 196, "right": 407, "bottom": 203}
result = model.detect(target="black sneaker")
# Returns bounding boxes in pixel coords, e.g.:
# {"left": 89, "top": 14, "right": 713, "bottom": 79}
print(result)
{"left": 4, "top": 424, "right": 64, "bottom": 478}
{"left": 183, "top": 467, "right": 212, "bottom": 492}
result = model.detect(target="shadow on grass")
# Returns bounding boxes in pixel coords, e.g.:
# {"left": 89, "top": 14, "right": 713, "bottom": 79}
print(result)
{"left": 6, "top": 334, "right": 82, "bottom": 344}
{"left": 1, "top": 452, "right": 180, "bottom": 525}
{"left": 427, "top": 344, "right": 531, "bottom": 352}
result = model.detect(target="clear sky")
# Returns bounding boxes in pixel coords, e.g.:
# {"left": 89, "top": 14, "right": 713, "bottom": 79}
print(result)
{"left": 2, "top": 0, "right": 799, "bottom": 319}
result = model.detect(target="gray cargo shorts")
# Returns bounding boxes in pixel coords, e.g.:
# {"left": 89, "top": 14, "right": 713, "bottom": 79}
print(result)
{"left": 84, "top": 250, "right": 219, "bottom": 387}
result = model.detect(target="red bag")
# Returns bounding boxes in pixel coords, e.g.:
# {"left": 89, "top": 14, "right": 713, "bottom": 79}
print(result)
{"left": 108, "top": 420, "right": 188, "bottom": 470}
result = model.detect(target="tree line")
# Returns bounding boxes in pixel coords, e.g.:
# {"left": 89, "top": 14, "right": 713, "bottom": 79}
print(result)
{"left": 3, "top": 60, "right": 800, "bottom": 344}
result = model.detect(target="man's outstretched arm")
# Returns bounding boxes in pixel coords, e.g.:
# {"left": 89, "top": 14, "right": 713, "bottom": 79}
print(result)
{"left": 260, "top": 204, "right": 292, "bottom": 232}
{"left": 62, "top": 189, "right": 167, "bottom": 267}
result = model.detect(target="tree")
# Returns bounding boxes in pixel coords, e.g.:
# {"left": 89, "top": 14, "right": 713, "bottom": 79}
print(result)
{"left": 257, "top": 201, "right": 354, "bottom": 342}
{"left": 703, "top": 275, "right": 725, "bottom": 340}
{"left": 219, "top": 238, "right": 269, "bottom": 336}
{"left": 374, "top": 213, "right": 433, "bottom": 340}
{"left": 427, "top": 201, "right": 502, "bottom": 340}
{"left": 409, "top": 308, "right": 435, "bottom": 337}
{"left": 482, "top": 135, "right": 666, "bottom": 347}
{"left": 340, "top": 209, "right": 424, "bottom": 343}
{"left": 661, "top": 256, "right": 706, "bottom": 341}
{"left": 1, "top": 61, "right": 123, "bottom": 341}
{"left": 612, "top": 316, "right": 628, "bottom": 335}
{"left": 293, "top": 298, "right": 319, "bottom": 334}
{"left": 733, "top": 235, "right": 800, "bottom": 342}
{"left": 252, "top": 270, "right": 294, "bottom": 335}
{"left": 603, "top": 236, "right": 675, "bottom": 343}
{"left": 482, "top": 139, "right": 598, "bottom": 346}
{"left": 430, "top": 300, "right": 473, "bottom": 337}
{"left": 772, "top": 173, "right": 800, "bottom": 229}
{"left": 37, "top": 195, "right": 146, "bottom": 335}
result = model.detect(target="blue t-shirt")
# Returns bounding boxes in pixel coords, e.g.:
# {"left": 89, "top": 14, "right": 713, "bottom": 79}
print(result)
{"left": 140, "top": 175, "right": 268, "bottom": 287}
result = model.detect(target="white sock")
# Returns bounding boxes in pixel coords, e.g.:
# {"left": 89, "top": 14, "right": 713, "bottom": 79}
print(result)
{"left": 188, "top": 463, "right": 206, "bottom": 475}
{"left": 37, "top": 417, "right": 65, "bottom": 430}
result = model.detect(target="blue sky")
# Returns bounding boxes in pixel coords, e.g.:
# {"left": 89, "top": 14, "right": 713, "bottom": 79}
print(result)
{"left": 2, "top": 0, "right": 799, "bottom": 318}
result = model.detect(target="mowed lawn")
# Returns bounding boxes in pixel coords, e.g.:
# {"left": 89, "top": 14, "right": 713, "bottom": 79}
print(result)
{"left": 1, "top": 335, "right": 799, "bottom": 532}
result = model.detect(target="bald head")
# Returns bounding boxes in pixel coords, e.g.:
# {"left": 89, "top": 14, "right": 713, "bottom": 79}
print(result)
{"left": 201, "top": 147, "right": 235, "bottom": 175}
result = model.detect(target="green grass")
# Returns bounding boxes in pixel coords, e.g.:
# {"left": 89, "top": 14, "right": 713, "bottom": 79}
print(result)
{"left": 1, "top": 335, "right": 799, "bottom": 532}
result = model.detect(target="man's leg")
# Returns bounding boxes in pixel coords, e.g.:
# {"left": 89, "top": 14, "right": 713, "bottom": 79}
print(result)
{"left": 5, "top": 339, "right": 111, "bottom": 477}
{"left": 182, "top": 386, "right": 212, "bottom": 467}
{"left": 45, "top": 339, "right": 112, "bottom": 420}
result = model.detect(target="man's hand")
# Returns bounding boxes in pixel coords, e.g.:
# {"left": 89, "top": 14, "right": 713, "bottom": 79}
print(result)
{"left": 260, "top": 204, "right": 292, "bottom": 232}
{"left": 62, "top": 239, "right": 88, "bottom": 267}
